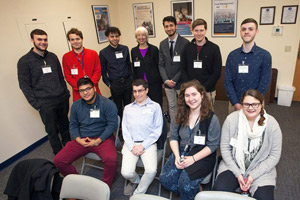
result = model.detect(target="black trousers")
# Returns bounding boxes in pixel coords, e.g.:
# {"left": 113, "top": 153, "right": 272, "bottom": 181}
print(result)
{"left": 110, "top": 77, "right": 132, "bottom": 119}
{"left": 39, "top": 96, "right": 70, "bottom": 155}
{"left": 148, "top": 81, "right": 163, "bottom": 108}
{"left": 213, "top": 170, "right": 275, "bottom": 200}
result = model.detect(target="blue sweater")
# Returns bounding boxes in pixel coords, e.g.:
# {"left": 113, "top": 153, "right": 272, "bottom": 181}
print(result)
{"left": 70, "top": 94, "right": 118, "bottom": 141}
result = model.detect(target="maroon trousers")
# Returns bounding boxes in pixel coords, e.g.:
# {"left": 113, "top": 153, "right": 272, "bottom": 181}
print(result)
{"left": 53, "top": 135, "right": 117, "bottom": 188}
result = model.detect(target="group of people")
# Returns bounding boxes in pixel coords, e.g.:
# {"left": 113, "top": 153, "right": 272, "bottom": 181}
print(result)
{"left": 17, "top": 15, "right": 281, "bottom": 200}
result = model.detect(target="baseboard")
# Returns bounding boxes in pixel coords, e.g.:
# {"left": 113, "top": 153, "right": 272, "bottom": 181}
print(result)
{"left": 0, "top": 136, "right": 48, "bottom": 171}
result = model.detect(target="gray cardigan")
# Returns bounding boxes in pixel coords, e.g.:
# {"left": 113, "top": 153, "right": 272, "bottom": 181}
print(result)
{"left": 217, "top": 111, "right": 282, "bottom": 195}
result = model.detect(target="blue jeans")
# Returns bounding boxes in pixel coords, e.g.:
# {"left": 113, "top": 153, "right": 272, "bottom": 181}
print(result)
{"left": 159, "top": 153, "right": 204, "bottom": 200}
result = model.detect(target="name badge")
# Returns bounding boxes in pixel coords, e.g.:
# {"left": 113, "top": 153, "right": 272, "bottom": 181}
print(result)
{"left": 193, "top": 60, "right": 202, "bottom": 68}
{"left": 90, "top": 109, "right": 100, "bottom": 118}
{"left": 238, "top": 65, "right": 249, "bottom": 73}
{"left": 230, "top": 138, "right": 237, "bottom": 148}
{"left": 115, "top": 52, "right": 123, "bottom": 59}
{"left": 134, "top": 61, "right": 140, "bottom": 67}
{"left": 194, "top": 135, "right": 205, "bottom": 145}
{"left": 141, "top": 108, "right": 152, "bottom": 115}
{"left": 42, "top": 65, "right": 52, "bottom": 74}
{"left": 173, "top": 55, "right": 180, "bottom": 62}
{"left": 71, "top": 68, "right": 78, "bottom": 75}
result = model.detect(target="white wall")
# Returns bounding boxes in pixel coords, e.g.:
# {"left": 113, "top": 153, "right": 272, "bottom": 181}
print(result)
{"left": 1, "top": 0, "right": 299, "bottom": 163}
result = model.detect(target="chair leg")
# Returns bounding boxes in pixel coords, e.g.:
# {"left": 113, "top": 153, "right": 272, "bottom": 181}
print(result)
{"left": 81, "top": 157, "right": 86, "bottom": 174}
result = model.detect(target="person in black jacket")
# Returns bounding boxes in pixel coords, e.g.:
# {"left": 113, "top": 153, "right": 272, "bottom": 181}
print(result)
{"left": 131, "top": 26, "right": 163, "bottom": 107}
{"left": 181, "top": 18, "right": 222, "bottom": 106}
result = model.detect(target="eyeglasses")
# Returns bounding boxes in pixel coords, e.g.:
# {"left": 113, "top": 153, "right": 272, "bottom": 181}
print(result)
{"left": 242, "top": 103, "right": 261, "bottom": 109}
{"left": 79, "top": 87, "right": 92, "bottom": 93}
{"left": 133, "top": 89, "right": 145, "bottom": 94}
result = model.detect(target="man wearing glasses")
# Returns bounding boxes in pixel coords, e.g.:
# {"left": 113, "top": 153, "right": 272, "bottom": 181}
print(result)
{"left": 54, "top": 78, "right": 118, "bottom": 188}
{"left": 225, "top": 18, "right": 271, "bottom": 113}
{"left": 121, "top": 79, "right": 163, "bottom": 196}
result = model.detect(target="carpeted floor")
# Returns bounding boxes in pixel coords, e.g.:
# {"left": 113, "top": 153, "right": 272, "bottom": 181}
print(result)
{"left": 0, "top": 100, "right": 299, "bottom": 200}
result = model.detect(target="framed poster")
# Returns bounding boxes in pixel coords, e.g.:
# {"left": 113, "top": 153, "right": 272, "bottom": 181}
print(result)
{"left": 133, "top": 3, "right": 156, "bottom": 37}
{"left": 92, "top": 5, "right": 110, "bottom": 43}
{"left": 260, "top": 6, "right": 275, "bottom": 25}
{"left": 171, "top": 0, "right": 193, "bottom": 36}
{"left": 281, "top": 5, "right": 298, "bottom": 24}
{"left": 212, "top": 0, "right": 237, "bottom": 37}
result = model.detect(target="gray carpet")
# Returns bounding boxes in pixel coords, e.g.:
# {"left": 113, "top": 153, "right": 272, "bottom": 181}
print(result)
{"left": 0, "top": 100, "right": 299, "bottom": 200}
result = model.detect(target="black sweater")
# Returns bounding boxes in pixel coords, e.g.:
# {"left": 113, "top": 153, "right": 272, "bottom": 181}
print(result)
{"left": 181, "top": 38, "right": 222, "bottom": 92}
{"left": 17, "top": 49, "right": 69, "bottom": 110}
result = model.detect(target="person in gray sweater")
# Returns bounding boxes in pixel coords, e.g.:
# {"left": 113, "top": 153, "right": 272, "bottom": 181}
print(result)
{"left": 213, "top": 89, "right": 282, "bottom": 200}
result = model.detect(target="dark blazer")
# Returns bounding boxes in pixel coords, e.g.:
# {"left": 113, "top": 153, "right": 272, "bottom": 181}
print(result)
{"left": 131, "top": 43, "right": 162, "bottom": 84}
{"left": 158, "top": 34, "right": 189, "bottom": 89}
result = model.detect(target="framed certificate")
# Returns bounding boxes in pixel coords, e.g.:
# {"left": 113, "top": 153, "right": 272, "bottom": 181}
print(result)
{"left": 260, "top": 6, "right": 275, "bottom": 25}
{"left": 281, "top": 5, "right": 298, "bottom": 24}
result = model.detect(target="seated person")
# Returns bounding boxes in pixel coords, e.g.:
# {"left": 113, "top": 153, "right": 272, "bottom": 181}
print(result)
{"left": 159, "top": 80, "right": 221, "bottom": 200}
{"left": 121, "top": 79, "right": 163, "bottom": 196}
{"left": 213, "top": 89, "right": 282, "bottom": 200}
{"left": 53, "top": 77, "right": 118, "bottom": 188}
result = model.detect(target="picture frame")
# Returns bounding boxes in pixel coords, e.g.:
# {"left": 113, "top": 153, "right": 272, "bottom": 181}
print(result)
{"left": 212, "top": 0, "right": 238, "bottom": 37}
{"left": 133, "top": 2, "right": 156, "bottom": 37}
{"left": 260, "top": 6, "right": 275, "bottom": 25}
{"left": 281, "top": 5, "right": 298, "bottom": 24}
{"left": 171, "top": 0, "right": 194, "bottom": 37}
{"left": 91, "top": 5, "right": 111, "bottom": 43}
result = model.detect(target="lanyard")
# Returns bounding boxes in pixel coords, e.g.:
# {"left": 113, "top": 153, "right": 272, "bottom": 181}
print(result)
{"left": 73, "top": 49, "right": 86, "bottom": 75}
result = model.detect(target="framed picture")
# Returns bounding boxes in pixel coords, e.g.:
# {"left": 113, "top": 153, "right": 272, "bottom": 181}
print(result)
{"left": 133, "top": 3, "right": 155, "bottom": 37}
{"left": 281, "top": 5, "right": 298, "bottom": 24}
{"left": 212, "top": 0, "right": 238, "bottom": 37}
{"left": 260, "top": 6, "right": 275, "bottom": 25}
{"left": 91, "top": 5, "right": 111, "bottom": 43}
{"left": 171, "top": 0, "right": 193, "bottom": 36}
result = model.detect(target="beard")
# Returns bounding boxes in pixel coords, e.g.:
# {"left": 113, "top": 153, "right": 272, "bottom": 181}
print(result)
{"left": 83, "top": 91, "right": 96, "bottom": 104}
{"left": 33, "top": 41, "right": 47, "bottom": 52}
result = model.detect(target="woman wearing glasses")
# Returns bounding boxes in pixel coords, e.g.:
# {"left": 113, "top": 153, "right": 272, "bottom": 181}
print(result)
{"left": 213, "top": 89, "right": 282, "bottom": 200}
{"left": 159, "top": 80, "right": 221, "bottom": 200}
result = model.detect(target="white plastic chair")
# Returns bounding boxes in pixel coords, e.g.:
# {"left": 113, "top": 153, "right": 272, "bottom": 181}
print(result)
{"left": 59, "top": 174, "right": 110, "bottom": 200}
{"left": 194, "top": 191, "right": 256, "bottom": 200}
{"left": 81, "top": 115, "right": 121, "bottom": 174}
{"left": 130, "top": 193, "right": 170, "bottom": 200}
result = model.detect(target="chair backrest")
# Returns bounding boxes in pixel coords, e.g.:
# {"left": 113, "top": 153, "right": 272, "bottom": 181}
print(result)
{"left": 115, "top": 115, "right": 122, "bottom": 147}
{"left": 194, "top": 191, "right": 256, "bottom": 200}
{"left": 59, "top": 174, "right": 110, "bottom": 200}
{"left": 130, "top": 194, "right": 170, "bottom": 200}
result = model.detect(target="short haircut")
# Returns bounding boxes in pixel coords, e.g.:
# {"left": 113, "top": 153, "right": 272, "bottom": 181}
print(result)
{"left": 241, "top": 18, "right": 258, "bottom": 29}
{"left": 163, "top": 16, "right": 177, "bottom": 26}
{"left": 77, "top": 77, "right": 94, "bottom": 89}
{"left": 192, "top": 18, "right": 207, "bottom": 30}
{"left": 67, "top": 28, "right": 83, "bottom": 40}
{"left": 135, "top": 26, "right": 148, "bottom": 41}
{"left": 132, "top": 79, "right": 148, "bottom": 90}
{"left": 30, "top": 29, "right": 47, "bottom": 39}
{"left": 105, "top": 26, "right": 121, "bottom": 37}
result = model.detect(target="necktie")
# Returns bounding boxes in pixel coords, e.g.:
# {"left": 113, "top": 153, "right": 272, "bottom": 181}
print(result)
{"left": 170, "top": 41, "right": 174, "bottom": 58}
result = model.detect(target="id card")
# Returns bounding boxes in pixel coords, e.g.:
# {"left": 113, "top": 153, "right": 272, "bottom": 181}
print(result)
{"left": 71, "top": 68, "right": 78, "bottom": 75}
{"left": 42, "top": 65, "right": 52, "bottom": 74}
{"left": 238, "top": 65, "right": 249, "bottom": 73}
{"left": 173, "top": 55, "right": 180, "bottom": 62}
{"left": 134, "top": 61, "right": 140, "bottom": 67}
{"left": 141, "top": 108, "right": 152, "bottom": 115}
{"left": 115, "top": 51, "right": 123, "bottom": 59}
{"left": 194, "top": 135, "right": 205, "bottom": 145}
{"left": 193, "top": 61, "right": 202, "bottom": 69}
{"left": 230, "top": 138, "right": 237, "bottom": 148}
{"left": 90, "top": 109, "right": 100, "bottom": 118}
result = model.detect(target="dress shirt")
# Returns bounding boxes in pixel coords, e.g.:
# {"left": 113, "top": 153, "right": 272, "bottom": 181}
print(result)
{"left": 122, "top": 97, "right": 163, "bottom": 151}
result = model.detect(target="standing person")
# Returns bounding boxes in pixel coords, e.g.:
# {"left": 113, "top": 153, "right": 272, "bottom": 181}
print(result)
{"left": 158, "top": 16, "right": 189, "bottom": 122}
{"left": 225, "top": 18, "right": 272, "bottom": 113}
{"left": 121, "top": 79, "right": 163, "bottom": 196}
{"left": 131, "top": 27, "right": 163, "bottom": 107}
{"left": 181, "top": 18, "right": 222, "bottom": 106}
{"left": 213, "top": 89, "right": 282, "bottom": 200}
{"left": 159, "top": 80, "right": 221, "bottom": 200}
{"left": 62, "top": 28, "right": 102, "bottom": 102}
{"left": 54, "top": 78, "right": 118, "bottom": 188}
{"left": 17, "top": 29, "right": 70, "bottom": 155}
{"left": 99, "top": 26, "right": 133, "bottom": 119}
